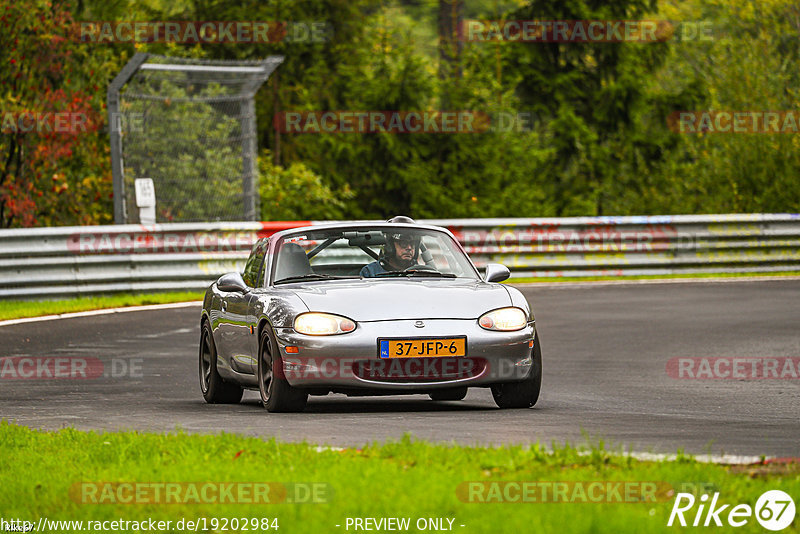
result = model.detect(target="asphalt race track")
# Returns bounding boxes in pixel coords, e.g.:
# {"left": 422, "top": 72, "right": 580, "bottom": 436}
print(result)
{"left": 1, "top": 279, "right": 798, "bottom": 457}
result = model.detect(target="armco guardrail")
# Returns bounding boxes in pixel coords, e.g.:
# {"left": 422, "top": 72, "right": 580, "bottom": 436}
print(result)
{"left": 0, "top": 214, "right": 798, "bottom": 299}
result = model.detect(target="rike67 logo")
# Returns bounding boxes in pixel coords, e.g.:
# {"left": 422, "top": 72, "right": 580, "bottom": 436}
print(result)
{"left": 668, "top": 490, "right": 795, "bottom": 530}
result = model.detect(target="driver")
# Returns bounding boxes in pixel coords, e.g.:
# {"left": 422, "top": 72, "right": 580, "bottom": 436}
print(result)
{"left": 360, "top": 231, "right": 421, "bottom": 277}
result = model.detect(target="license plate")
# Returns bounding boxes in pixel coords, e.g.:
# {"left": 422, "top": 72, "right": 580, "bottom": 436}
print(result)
{"left": 379, "top": 337, "right": 466, "bottom": 358}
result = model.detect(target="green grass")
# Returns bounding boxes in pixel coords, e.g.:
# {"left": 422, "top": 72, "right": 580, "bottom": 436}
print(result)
{"left": 0, "top": 292, "right": 203, "bottom": 321}
{"left": 509, "top": 270, "right": 800, "bottom": 284}
{"left": 0, "top": 422, "right": 797, "bottom": 533}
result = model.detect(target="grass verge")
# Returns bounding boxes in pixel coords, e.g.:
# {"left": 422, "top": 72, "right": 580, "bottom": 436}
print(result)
{"left": 0, "top": 292, "right": 203, "bottom": 321}
{"left": 0, "top": 422, "right": 797, "bottom": 533}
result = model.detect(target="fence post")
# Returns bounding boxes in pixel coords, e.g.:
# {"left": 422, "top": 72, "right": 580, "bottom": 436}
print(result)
{"left": 107, "top": 53, "right": 150, "bottom": 225}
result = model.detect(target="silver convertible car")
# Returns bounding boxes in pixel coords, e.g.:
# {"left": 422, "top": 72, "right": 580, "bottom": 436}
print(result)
{"left": 199, "top": 217, "right": 541, "bottom": 412}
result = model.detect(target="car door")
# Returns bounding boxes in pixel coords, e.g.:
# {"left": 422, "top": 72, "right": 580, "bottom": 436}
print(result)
{"left": 243, "top": 239, "right": 270, "bottom": 374}
{"left": 216, "top": 239, "right": 267, "bottom": 375}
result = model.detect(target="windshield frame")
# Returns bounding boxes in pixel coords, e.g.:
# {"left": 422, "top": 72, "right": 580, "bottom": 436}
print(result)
{"left": 267, "top": 223, "right": 481, "bottom": 286}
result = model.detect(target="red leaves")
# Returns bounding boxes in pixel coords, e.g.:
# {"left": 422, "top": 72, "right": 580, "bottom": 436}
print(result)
{"left": 0, "top": 187, "right": 37, "bottom": 227}
{"left": 0, "top": 0, "right": 109, "bottom": 228}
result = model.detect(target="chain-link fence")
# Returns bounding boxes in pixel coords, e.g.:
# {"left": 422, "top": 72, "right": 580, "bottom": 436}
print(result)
{"left": 108, "top": 54, "right": 283, "bottom": 224}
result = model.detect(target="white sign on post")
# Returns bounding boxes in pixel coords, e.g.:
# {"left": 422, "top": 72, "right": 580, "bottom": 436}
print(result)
{"left": 134, "top": 178, "right": 156, "bottom": 225}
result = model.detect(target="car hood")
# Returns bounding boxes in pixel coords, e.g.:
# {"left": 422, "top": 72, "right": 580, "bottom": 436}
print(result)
{"left": 288, "top": 278, "right": 511, "bottom": 321}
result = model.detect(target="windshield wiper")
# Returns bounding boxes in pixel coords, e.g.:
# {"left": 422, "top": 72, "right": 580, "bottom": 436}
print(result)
{"left": 274, "top": 274, "right": 360, "bottom": 285}
{"left": 375, "top": 270, "right": 456, "bottom": 278}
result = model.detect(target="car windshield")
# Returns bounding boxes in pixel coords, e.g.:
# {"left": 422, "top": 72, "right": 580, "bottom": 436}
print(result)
{"left": 272, "top": 226, "right": 479, "bottom": 284}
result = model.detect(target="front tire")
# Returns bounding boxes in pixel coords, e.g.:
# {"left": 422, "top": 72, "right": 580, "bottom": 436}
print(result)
{"left": 258, "top": 326, "right": 308, "bottom": 413}
{"left": 491, "top": 336, "right": 542, "bottom": 409}
{"left": 199, "top": 321, "right": 243, "bottom": 404}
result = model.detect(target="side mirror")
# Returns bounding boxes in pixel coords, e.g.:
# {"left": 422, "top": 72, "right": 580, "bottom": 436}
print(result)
{"left": 484, "top": 263, "right": 511, "bottom": 283}
{"left": 217, "top": 272, "right": 248, "bottom": 293}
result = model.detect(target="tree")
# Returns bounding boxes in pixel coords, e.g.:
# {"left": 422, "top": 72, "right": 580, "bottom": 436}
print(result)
{"left": 0, "top": 0, "right": 133, "bottom": 227}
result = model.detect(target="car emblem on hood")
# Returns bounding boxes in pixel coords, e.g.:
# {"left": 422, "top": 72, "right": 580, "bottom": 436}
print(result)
{"left": 414, "top": 321, "right": 425, "bottom": 328}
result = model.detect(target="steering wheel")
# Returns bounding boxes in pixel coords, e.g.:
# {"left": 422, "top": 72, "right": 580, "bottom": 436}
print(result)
{"left": 404, "top": 264, "right": 438, "bottom": 272}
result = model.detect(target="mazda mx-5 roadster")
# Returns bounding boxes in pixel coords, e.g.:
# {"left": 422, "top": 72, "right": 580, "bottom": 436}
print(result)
{"left": 199, "top": 216, "right": 541, "bottom": 412}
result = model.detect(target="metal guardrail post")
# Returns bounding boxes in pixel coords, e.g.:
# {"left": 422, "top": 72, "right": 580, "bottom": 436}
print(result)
{"left": 107, "top": 53, "right": 150, "bottom": 225}
{"left": 240, "top": 57, "right": 284, "bottom": 221}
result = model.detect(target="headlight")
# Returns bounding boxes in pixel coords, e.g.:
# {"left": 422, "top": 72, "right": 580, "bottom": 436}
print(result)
{"left": 294, "top": 312, "right": 357, "bottom": 335}
{"left": 478, "top": 307, "right": 527, "bottom": 331}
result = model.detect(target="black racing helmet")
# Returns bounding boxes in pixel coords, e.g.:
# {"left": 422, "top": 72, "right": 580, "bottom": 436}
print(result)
{"left": 387, "top": 215, "right": 415, "bottom": 224}
{"left": 382, "top": 216, "right": 420, "bottom": 269}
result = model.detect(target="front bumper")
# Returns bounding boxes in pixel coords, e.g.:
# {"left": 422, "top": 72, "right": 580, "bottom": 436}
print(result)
{"left": 274, "top": 319, "right": 536, "bottom": 390}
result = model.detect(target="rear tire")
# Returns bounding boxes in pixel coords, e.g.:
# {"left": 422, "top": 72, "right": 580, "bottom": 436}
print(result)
{"left": 199, "top": 321, "right": 243, "bottom": 404}
{"left": 259, "top": 326, "right": 308, "bottom": 413}
{"left": 429, "top": 387, "right": 468, "bottom": 401}
{"left": 491, "top": 336, "right": 542, "bottom": 409}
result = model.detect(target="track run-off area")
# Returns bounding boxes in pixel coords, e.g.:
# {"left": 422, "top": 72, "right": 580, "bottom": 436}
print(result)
{"left": 1, "top": 278, "right": 798, "bottom": 457}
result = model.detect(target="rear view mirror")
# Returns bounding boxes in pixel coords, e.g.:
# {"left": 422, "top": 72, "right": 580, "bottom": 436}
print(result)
{"left": 344, "top": 231, "right": 386, "bottom": 247}
{"left": 484, "top": 263, "right": 511, "bottom": 283}
{"left": 217, "top": 272, "right": 248, "bottom": 293}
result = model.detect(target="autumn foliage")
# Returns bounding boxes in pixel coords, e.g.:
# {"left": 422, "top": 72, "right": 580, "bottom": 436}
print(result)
{"left": 0, "top": 0, "right": 113, "bottom": 227}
